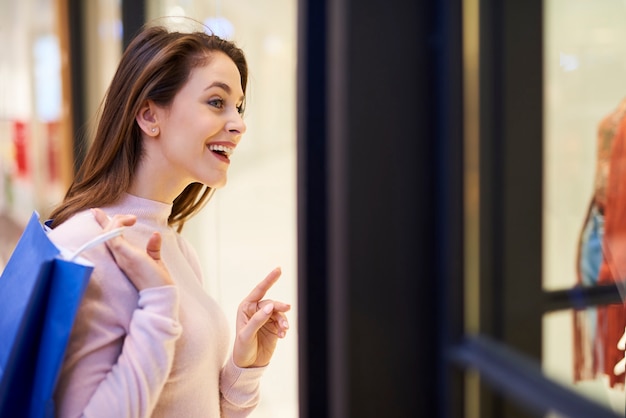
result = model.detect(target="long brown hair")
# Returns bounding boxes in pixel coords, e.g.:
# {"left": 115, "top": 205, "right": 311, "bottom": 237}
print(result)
{"left": 49, "top": 24, "right": 248, "bottom": 231}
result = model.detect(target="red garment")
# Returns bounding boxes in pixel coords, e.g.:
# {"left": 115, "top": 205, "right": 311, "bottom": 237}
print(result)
{"left": 594, "top": 100, "right": 626, "bottom": 214}
{"left": 596, "top": 113, "right": 626, "bottom": 387}
{"left": 574, "top": 98, "right": 626, "bottom": 384}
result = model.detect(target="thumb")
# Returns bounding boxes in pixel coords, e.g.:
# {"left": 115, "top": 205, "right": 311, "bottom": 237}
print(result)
{"left": 146, "top": 232, "right": 163, "bottom": 262}
{"left": 239, "top": 303, "right": 274, "bottom": 342}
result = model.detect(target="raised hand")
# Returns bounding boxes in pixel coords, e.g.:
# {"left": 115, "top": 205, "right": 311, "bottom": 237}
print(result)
{"left": 91, "top": 208, "right": 173, "bottom": 290}
{"left": 232, "top": 267, "right": 291, "bottom": 368}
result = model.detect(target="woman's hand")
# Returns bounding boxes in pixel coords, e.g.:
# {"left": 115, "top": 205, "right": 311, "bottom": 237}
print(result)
{"left": 233, "top": 267, "right": 291, "bottom": 368}
{"left": 91, "top": 208, "right": 174, "bottom": 290}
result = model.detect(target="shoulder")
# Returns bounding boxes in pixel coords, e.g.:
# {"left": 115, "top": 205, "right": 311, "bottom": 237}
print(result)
{"left": 47, "top": 210, "right": 103, "bottom": 252}
{"left": 47, "top": 209, "right": 138, "bottom": 324}
{"left": 47, "top": 209, "right": 123, "bottom": 282}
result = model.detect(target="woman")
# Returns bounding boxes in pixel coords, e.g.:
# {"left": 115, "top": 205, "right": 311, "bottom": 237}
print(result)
{"left": 46, "top": 23, "right": 290, "bottom": 417}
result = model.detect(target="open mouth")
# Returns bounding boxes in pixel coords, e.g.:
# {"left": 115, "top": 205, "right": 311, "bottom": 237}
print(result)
{"left": 208, "top": 144, "right": 234, "bottom": 159}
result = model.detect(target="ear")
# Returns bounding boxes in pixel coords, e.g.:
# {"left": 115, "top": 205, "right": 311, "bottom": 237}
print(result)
{"left": 136, "top": 100, "right": 160, "bottom": 136}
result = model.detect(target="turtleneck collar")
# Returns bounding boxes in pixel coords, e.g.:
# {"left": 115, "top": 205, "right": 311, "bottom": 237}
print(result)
{"left": 106, "top": 193, "right": 173, "bottom": 229}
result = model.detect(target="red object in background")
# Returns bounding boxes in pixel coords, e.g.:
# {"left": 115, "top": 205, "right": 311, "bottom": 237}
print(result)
{"left": 46, "top": 121, "right": 59, "bottom": 182}
{"left": 13, "top": 121, "right": 28, "bottom": 177}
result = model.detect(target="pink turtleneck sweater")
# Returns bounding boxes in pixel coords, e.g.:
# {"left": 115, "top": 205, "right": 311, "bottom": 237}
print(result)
{"left": 47, "top": 193, "right": 264, "bottom": 417}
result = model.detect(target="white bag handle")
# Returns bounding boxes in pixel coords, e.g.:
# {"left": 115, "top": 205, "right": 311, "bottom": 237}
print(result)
{"left": 66, "top": 227, "right": 125, "bottom": 261}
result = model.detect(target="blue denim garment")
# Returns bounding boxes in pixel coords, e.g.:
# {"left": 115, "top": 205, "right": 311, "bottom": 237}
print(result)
{"left": 579, "top": 203, "right": 605, "bottom": 370}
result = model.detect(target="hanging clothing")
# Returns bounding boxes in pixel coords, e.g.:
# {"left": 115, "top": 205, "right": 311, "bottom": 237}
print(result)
{"left": 597, "top": 110, "right": 626, "bottom": 387}
{"left": 574, "top": 202, "right": 604, "bottom": 380}
{"left": 574, "top": 98, "right": 626, "bottom": 384}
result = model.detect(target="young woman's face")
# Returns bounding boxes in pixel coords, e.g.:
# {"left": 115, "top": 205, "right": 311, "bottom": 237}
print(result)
{"left": 154, "top": 51, "right": 246, "bottom": 192}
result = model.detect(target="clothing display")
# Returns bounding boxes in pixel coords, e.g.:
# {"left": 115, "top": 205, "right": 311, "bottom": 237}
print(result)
{"left": 47, "top": 193, "right": 264, "bottom": 417}
{"left": 596, "top": 110, "right": 626, "bottom": 388}
{"left": 574, "top": 202, "right": 604, "bottom": 380}
{"left": 575, "top": 98, "right": 626, "bottom": 385}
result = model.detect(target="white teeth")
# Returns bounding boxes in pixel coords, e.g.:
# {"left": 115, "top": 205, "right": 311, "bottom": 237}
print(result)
{"left": 208, "top": 144, "right": 234, "bottom": 157}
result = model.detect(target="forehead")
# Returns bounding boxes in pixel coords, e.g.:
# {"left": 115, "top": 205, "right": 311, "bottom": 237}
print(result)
{"left": 185, "top": 52, "right": 244, "bottom": 96}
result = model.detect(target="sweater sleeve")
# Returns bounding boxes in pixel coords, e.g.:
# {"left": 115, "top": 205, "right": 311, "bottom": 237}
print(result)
{"left": 219, "top": 356, "right": 266, "bottom": 417}
{"left": 54, "top": 272, "right": 182, "bottom": 418}
{"left": 86, "top": 286, "right": 182, "bottom": 417}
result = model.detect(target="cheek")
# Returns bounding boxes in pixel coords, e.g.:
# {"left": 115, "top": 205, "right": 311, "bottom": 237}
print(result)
{"left": 181, "top": 114, "right": 220, "bottom": 137}
{"left": 200, "top": 115, "right": 222, "bottom": 133}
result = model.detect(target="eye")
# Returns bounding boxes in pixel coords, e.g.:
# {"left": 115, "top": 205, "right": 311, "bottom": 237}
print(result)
{"left": 236, "top": 103, "right": 245, "bottom": 115}
{"left": 208, "top": 98, "right": 225, "bottom": 109}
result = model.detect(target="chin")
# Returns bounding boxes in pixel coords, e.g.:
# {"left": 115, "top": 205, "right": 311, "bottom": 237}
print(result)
{"left": 207, "top": 177, "right": 228, "bottom": 189}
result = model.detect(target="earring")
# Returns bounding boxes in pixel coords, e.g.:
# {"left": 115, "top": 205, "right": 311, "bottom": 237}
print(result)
{"left": 151, "top": 128, "right": 157, "bottom": 133}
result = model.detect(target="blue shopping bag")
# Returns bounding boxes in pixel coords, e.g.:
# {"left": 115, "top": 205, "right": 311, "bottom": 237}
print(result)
{"left": 0, "top": 211, "right": 122, "bottom": 418}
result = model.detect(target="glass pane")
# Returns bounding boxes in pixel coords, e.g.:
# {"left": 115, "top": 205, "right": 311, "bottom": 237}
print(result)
{"left": 543, "top": 0, "right": 626, "bottom": 413}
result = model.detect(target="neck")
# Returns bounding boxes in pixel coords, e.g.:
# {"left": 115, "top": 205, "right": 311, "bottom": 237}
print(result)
{"left": 129, "top": 143, "right": 190, "bottom": 204}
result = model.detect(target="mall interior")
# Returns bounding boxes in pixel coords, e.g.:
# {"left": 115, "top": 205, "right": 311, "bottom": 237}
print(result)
{"left": 0, "top": 0, "right": 298, "bottom": 417}
{"left": 4, "top": 0, "right": 626, "bottom": 417}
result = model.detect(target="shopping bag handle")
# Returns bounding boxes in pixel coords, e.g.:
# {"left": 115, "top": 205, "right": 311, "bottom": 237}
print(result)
{"left": 66, "top": 227, "right": 125, "bottom": 261}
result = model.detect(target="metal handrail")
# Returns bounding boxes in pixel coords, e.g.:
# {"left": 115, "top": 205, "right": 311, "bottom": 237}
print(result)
{"left": 543, "top": 283, "right": 623, "bottom": 313}
{"left": 448, "top": 335, "right": 622, "bottom": 418}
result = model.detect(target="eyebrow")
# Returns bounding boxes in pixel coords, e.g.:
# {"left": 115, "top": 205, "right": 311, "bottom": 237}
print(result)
{"left": 205, "top": 81, "right": 245, "bottom": 102}
{"left": 206, "top": 81, "right": 232, "bottom": 93}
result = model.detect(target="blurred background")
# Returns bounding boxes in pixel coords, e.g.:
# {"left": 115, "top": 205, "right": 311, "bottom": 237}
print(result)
{"left": 543, "top": 0, "right": 626, "bottom": 413}
{"left": 0, "top": 0, "right": 298, "bottom": 416}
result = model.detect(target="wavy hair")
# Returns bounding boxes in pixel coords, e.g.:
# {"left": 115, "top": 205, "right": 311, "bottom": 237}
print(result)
{"left": 49, "top": 24, "right": 248, "bottom": 231}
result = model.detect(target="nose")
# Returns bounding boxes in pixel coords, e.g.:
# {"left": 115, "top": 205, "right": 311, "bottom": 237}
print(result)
{"left": 226, "top": 111, "right": 247, "bottom": 137}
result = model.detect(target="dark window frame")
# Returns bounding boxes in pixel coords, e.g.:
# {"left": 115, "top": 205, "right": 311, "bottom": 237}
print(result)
{"left": 297, "top": 0, "right": 625, "bottom": 417}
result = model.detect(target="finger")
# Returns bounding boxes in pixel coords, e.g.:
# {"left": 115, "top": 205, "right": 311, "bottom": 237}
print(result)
{"left": 92, "top": 208, "right": 136, "bottom": 231}
{"left": 146, "top": 232, "right": 162, "bottom": 262}
{"left": 239, "top": 303, "right": 276, "bottom": 342}
{"left": 91, "top": 208, "right": 110, "bottom": 229}
{"left": 257, "top": 299, "right": 291, "bottom": 313}
{"left": 252, "top": 302, "right": 290, "bottom": 335}
{"left": 269, "top": 311, "right": 290, "bottom": 333}
{"left": 244, "top": 267, "right": 282, "bottom": 303}
{"left": 241, "top": 299, "right": 290, "bottom": 320}
{"left": 91, "top": 209, "right": 137, "bottom": 260}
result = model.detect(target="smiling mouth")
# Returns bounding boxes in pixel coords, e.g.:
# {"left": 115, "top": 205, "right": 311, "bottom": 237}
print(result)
{"left": 208, "top": 144, "right": 234, "bottom": 158}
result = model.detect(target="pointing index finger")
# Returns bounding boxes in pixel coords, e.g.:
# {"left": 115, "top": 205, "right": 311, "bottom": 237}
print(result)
{"left": 245, "top": 267, "right": 282, "bottom": 302}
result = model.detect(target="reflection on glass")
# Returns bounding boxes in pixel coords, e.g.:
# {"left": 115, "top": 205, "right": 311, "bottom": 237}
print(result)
{"left": 543, "top": 0, "right": 626, "bottom": 413}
